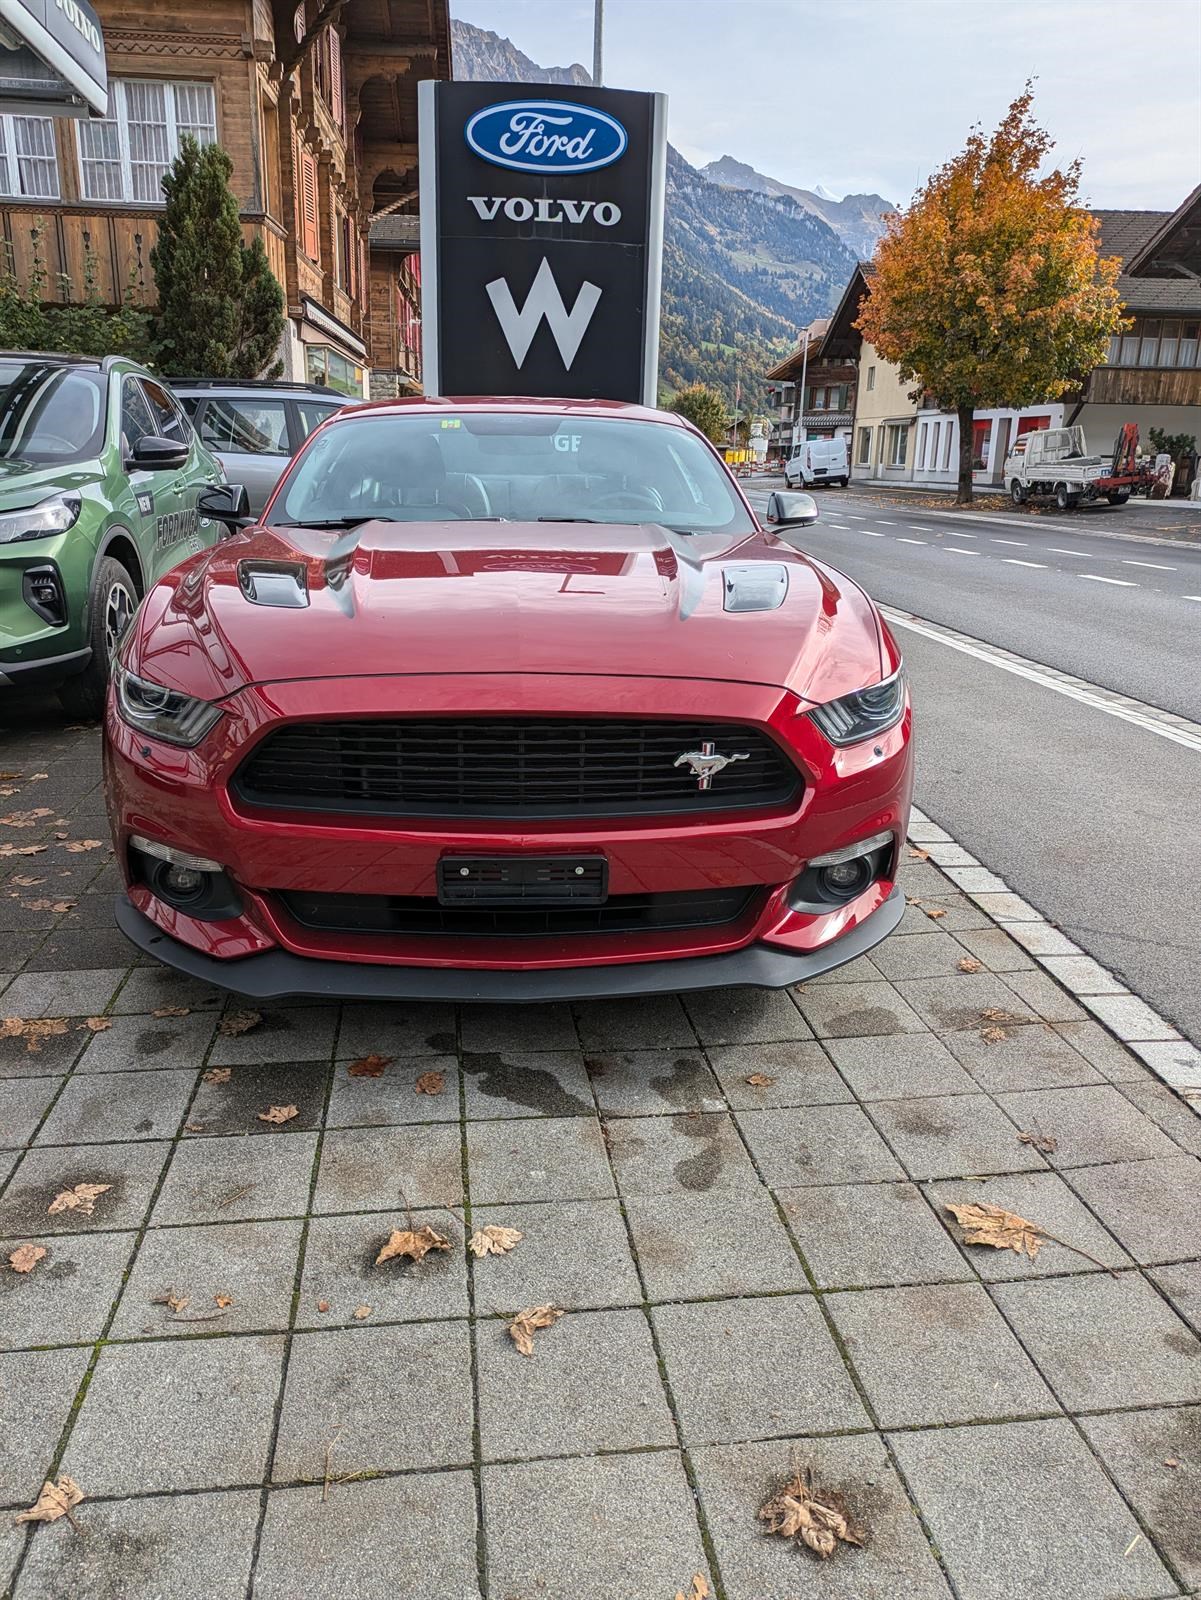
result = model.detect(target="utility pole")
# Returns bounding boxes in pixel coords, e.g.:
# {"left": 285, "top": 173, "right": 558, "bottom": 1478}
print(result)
{"left": 592, "top": 0, "right": 604, "bottom": 86}
{"left": 797, "top": 325, "right": 811, "bottom": 453}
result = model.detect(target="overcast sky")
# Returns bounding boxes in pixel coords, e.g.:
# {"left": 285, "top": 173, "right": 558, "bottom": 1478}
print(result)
{"left": 450, "top": 0, "right": 1200, "bottom": 210}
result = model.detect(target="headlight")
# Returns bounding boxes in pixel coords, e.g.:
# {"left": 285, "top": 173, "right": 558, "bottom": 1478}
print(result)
{"left": 0, "top": 492, "right": 81, "bottom": 545}
{"left": 808, "top": 665, "right": 906, "bottom": 747}
{"left": 114, "top": 666, "right": 223, "bottom": 747}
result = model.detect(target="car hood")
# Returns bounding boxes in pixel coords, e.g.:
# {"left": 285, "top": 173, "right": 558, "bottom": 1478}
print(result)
{"left": 0, "top": 458, "right": 101, "bottom": 505}
{"left": 130, "top": 520, "right": 885, "bottom": 706}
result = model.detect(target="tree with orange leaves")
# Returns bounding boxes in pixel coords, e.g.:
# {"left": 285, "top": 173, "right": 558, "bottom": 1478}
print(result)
{"left": 856, "top": 85, "right": 1125, "bottom": 504}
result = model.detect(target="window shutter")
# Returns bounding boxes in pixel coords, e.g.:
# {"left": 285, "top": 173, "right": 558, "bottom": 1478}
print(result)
{"left": 300, "top": 149, "right": 319, "bottom": 260}
{"left": 329, "top": 29, "right": 344, "bottom": 127}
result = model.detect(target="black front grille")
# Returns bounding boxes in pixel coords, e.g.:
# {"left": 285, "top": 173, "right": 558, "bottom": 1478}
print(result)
{"left": 278, "top": 885, "right": 758, "bottom": 938}
{"left": 234, "top": 719, "right": 800, "bottom": 819}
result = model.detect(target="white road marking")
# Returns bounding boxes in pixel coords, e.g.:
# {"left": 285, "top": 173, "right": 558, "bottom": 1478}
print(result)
{"left": 1048, "top": 547, "right": 1082, "bottom": 555}
{"left": 877, "top": 520, "right": 896, "bottom": 526}
{"left": 882, "top": 605, "right": 1201, "bottom": 755}
{"left": 946, "top": 546, "right": 979, "bottom": 555}
{"left": 897, "top": 537, "right": 927, "bottom": 545}
{"left": 1079, "top": 574, "right": 1137, "bottom": 586}
{"left": 991, "top": 539, "right": 1027, "bottom": 546}
{"left": 844, "top": 514, "right": 867, "bottom": 520}
{"left": 1185, "top": 595, "right": 1201, "bottom": 602}
{"left": 1003, "top": 559, "right": 1047, "bottom": 568}
{"left": 1122, "top": 559, "right": 1177, "bottom": 571}
{"left": 862, "top": 530, "right": 886, "bottom": 537}
{"left": 909, "top": 525, "right": 933, "bottom": 531}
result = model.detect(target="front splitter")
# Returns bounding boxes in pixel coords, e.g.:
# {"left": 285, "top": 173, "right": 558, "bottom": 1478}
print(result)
{"left": 114, "top": 888, "right": 903, "bottom": 1003}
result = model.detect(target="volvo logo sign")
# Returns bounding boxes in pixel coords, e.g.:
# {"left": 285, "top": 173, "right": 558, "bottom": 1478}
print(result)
{"left": 464, "top": 99, "right": 628, "bottom": 174}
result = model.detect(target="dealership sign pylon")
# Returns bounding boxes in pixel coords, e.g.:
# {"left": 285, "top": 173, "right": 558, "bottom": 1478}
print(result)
{"left": 419, "top": 80, "right": 667, "bottom": 405}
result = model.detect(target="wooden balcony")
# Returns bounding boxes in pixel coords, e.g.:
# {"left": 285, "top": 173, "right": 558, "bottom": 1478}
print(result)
{"left": 1085, "top": 364, "right": 1201, "bottom": 407}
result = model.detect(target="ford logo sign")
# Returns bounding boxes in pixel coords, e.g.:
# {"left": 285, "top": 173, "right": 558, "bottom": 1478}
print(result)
{"left": 465, "top": 99, "right": 628, "bottom": 175}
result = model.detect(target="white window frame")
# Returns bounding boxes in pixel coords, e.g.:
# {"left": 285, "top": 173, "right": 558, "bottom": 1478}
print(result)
{"left": 77, "top": 78, "right": 217, "bottom": 204}
{"left": 0, "top": 114, "right": 60, "bottom": 200}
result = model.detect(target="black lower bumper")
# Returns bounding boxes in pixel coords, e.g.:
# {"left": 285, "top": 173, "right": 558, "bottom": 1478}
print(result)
{"left": 114, "top": 887, "right": 904, "bottom": 1003}
{"left": 0, "top": 645, "right": 90, "bottom": 690}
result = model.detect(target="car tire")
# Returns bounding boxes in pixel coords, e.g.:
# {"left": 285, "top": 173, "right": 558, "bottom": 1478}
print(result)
{"left": 57, "top": 555, "right": 139, "bottom": 720}
{"left": 840, "top": 476, "right": 849, "bottom": 488}
{"left": 1107, "top": 492, "right": 1130, "bottom": 506}
{"left": 1055, "top": 484, "right": 1076, "bottom": 511}
{"left": 1010, "top": 480, "right": 1026, "bottom": 505}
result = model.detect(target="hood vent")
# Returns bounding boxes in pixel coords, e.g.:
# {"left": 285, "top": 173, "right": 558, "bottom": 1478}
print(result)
{"left": 722, "top": 563, "right": 789, "bottom": 613}
{"left": 238, "top": 560, "right": 309, "bottom": 609}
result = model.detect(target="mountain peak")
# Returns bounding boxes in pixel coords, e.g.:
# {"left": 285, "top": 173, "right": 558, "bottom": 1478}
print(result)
{"left": 700, "top": 156, "right": 893, "bottom": 257}
{"left": 451, "top": 17, "right": 592, "bottom": 87}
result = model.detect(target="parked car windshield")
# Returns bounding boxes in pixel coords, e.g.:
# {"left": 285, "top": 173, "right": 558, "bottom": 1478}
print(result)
{"left": 268, "top": 411, "right": 757, "bottom": 532}
{"left": 0, "top": 362, "right": 107, "bottom": 465}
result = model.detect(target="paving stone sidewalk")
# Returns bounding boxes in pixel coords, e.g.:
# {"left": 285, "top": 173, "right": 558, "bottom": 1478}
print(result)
{"left": 2, "top": 707, "right": 1200, "bottom": 1600}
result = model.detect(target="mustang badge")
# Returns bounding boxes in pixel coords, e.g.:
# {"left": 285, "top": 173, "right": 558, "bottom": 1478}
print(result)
{"left": 674, "top": 741, "right": 750, "bottom": 791}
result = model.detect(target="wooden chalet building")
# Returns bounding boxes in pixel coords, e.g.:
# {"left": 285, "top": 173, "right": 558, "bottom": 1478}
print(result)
{"left": 764, "top": 318, "right": 857, "bottom": 459}
{"left": 0, "top": 0, "right": 451, "bottom": 395}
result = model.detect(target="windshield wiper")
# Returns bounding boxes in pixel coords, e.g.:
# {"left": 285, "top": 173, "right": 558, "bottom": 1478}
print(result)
{"left": 536, "top": 515, "right": 600, "bottom": 523}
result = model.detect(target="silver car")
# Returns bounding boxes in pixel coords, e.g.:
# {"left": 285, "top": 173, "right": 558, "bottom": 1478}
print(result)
{"left": 170, "top": 381, "right": 348, "bottom": 515}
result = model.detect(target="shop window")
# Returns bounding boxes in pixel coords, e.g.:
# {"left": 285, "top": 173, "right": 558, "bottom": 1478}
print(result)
{"left": 972, "top": 420, "right": 992, "bottom": 471}
{"left": 856, "top": 426, "right": 871, "bottom": 465}
{"left": 885, "top": 423, "right": 907, "bottom": 467}
{"left": 305, "top": 344, "right": 362, "bottom": 396}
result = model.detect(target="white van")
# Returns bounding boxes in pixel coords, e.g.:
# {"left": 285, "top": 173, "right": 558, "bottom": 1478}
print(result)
{"left": 784, "top": 437, "right": 849, "bottom": 488}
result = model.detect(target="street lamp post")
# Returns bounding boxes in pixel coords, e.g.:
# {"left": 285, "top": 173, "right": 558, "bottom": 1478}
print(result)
{"left": 593, "top": 0, "right": 604, "bottom": 86}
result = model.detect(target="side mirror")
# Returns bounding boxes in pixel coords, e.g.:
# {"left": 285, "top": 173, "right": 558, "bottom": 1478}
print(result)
{"left": 765, "top": 490, "right": 818, "bottom": 527}
{"left": 129, "top": 433, "right": 189, "bottom": 471}
{"left": 198, "top": 482, "right": 253, "bottom": 531}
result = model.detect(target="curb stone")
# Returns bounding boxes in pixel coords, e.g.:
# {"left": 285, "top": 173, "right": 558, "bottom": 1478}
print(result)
{"left": 908, "top": 805, "right": 1201, "bottom": 1107}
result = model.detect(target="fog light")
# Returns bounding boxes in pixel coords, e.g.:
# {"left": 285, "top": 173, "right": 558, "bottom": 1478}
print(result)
{"left": 820, "top": 858, "right": 872, "bottom": 896}
{"left": 163, "top": 863, "right": 204, "bottom": 896}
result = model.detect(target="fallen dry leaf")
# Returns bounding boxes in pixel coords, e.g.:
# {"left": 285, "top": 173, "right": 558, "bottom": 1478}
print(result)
{"left": 0, "top": 785, "right": 15, "bottom": 797}
{"left": 675, "top": 1577, "right": 710, "bottom": 1600}
{"left": 316, "top": 1298, "right": 331, "bottom": 1314}
{"left": 759, "top": 1467, "right": 865, "bottom": 1560}
{"left": 12, "top": 875, "right": 45, "bottom": 886}
{"left": 980, "top": 1026, "right": 1009, "bottom": 1043}
{"left": 218, "top": 1010, "right": 261, "bottom": 1036}
{"left": 15, "top": 1475, "right": 84, "bottom": 1527}
{"left": 945, "top": 1200, "right": 1045, "bottom": 1260}
{"left": 214, "top": 1292, "right": 233, "bottom": 1309}
{"left": 29, "top": 772, "right": 48, "bottom": 780}
{"left": 745, "top": 1072, "right": 776, "bottom": 1087}
{"left": 0, "top": 842, "right": 47, "bottom": 857}
{"left": 468, "top": 1224, "right": 523, "bottom": 1258}
{"left": 957, "top": 956, "right": 983, "bottom": 973}
{"left": 151, "top": 1290, "right": 190, "bottom": 1313}
{"left": 152, "top": 1005, "right": 190, "bottom": 1017}
{"left": 202, "top": 1066, "right": 232, "bottom": 1085}
{"left": 22, "top": 898, "right": 75, "bottom": 913}
{"left": 908, "top": 846, "right": 930, "bottom": 860}
{"left": 47, "top": 1182, "right": 111, "bottom": 1217}
{"left": 414, "top": 1070, "right": 445, "bottom": 1095}
{"left": 352, "top": 1304, "right": 372, "bottom": 1320}
{"left": 507, "top": 1303, "right": 563, "bottom": 1357}
{"left": 63, "top": 840, "right": 103, "bottom": 853}
{"left": 1, "top": 1016, "right": 68, "bottom": 1053}
{"left": 925, "top": 906, "right": 947, "bottom": 920}
{"left": 1164, "top": 1457, "right": 1180, "bottom": 1469}
{"left": 1018, "top": 1130, "right": 1059, "bottom": 1154}
{"left": 376, "top": 1224, "right": 451, "bottom": 1265}
{"left": 980, "top": 1006, "right": 1024, "bottom": 1025}
{"left": 1, "top": 807, "right": 52, "bottom": 827}
{"left": 8, "top": 1244, "right": 47, "bottom": 1274}
{"left": 80, "top": 1017, "right": 111, "bottom": 1033}
{"left": 257, "top": 1104, "right": 298, "bottom": 1125}
{"left": 347, "top": 1053, "right": 392, "bottom": 1077}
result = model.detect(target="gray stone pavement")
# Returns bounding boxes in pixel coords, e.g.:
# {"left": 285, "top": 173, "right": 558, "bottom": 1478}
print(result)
{"left": 2, "top": 706, "right": 1200, "bottom": 1599}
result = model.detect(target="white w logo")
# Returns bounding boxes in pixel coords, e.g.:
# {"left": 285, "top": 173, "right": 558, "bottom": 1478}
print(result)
{"left": 485, "top": 257, "right": 602, "bottom": 371}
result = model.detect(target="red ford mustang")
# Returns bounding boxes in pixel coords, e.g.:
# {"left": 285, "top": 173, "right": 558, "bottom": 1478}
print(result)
{"left": 103, "top": 397, "right": 912, "bottom": 1001}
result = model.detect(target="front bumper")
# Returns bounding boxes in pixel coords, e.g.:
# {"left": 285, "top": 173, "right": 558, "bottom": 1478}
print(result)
{"left": 0, "top": 644, "right": 90, "bottom": 689}
{"left": 115, "top": 884, "right": 904, "bottom": 1001}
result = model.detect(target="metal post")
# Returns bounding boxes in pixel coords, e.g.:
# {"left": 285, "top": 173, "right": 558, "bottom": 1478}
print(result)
{"left": 798, "top": 326, "right": 810, "bottom": 451}
{"left": 592, "top": 0, "right": 604, "bottom": 86}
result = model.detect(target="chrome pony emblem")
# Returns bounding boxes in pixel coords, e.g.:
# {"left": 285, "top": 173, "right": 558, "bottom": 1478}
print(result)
{"left": 674, "top": 741, "right": 750, "bottom": 791}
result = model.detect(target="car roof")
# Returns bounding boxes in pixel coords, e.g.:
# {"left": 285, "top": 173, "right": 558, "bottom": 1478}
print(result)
{"left": 168, "top": 379, "right": 346, "bottom": 399}
{"left": 326, "top": 394, "right": 692, "bottom": 427}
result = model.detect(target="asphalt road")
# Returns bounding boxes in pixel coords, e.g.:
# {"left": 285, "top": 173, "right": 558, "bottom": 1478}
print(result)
{"left": 746, "top": 481, "right": 1201, "bottom": 1045}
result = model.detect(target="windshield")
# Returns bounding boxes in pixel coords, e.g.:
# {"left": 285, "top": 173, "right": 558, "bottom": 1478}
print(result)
{"left": 0, "top": 362, "right": 107, "bottom": 464}
{"left": 268, "top": 412, "right": 756, "bottom": 533}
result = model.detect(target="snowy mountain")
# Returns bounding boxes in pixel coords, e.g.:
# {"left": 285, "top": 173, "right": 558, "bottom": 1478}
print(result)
{"left": 701, "top": 154, "right": 894, "bottom": 259}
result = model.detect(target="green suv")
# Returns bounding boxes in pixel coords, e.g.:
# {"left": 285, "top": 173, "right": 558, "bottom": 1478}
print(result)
{"left": 0, "top": 353, "right": 226, "bottom": 717}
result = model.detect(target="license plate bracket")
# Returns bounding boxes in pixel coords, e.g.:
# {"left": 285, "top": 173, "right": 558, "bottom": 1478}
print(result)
{"left": 437, "top": 855, "right": 608, "bottom": 907}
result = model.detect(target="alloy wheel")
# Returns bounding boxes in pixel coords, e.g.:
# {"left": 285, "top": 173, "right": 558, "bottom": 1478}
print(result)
{"left": 104, "top": 580, "right": 135, "bottom": 658}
